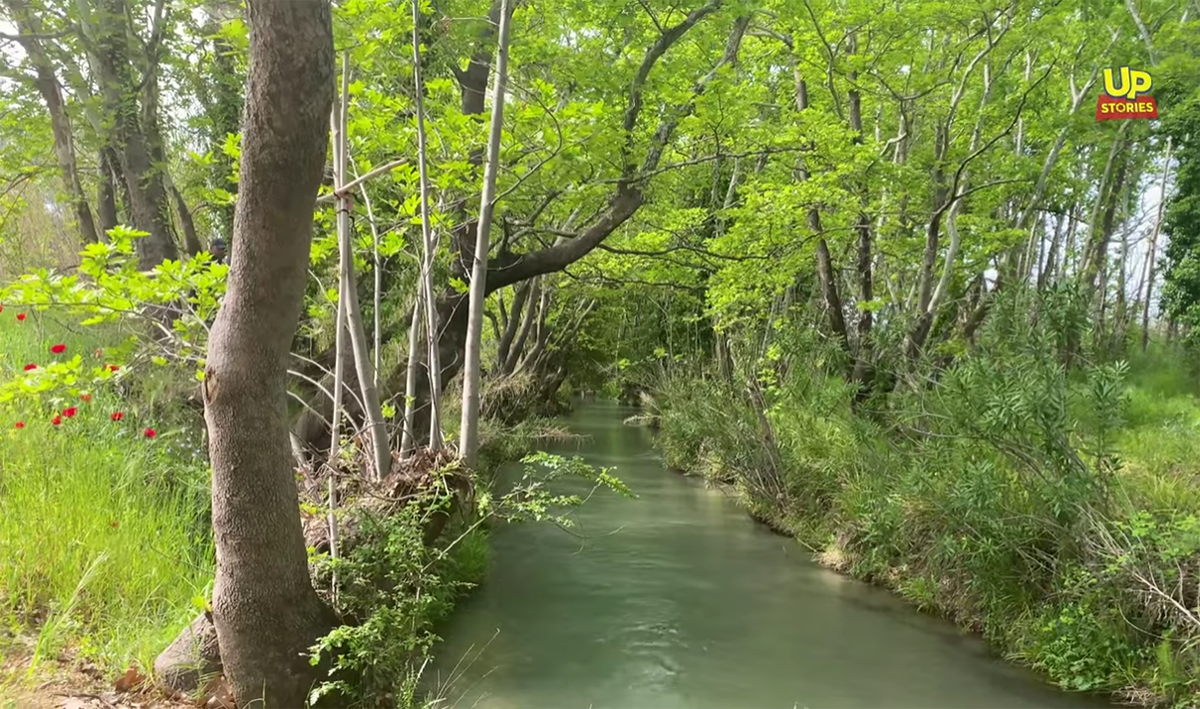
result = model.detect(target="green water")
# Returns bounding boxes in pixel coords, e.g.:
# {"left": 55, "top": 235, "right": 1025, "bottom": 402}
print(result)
{"left": 431, "top": 401, "right": 1111, "bottom": 709}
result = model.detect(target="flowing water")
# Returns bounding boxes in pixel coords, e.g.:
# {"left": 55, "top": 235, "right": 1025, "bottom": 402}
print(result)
{"left": 431, "top": 401, "right": 1112, "bottom": 709}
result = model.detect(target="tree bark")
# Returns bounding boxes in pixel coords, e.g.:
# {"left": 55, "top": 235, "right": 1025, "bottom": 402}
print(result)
{"left": 91, "top": 0, "right": 179, "bottom": 269}
{"left": 202, "top": 1, "right": 337, "bottom": 706}
{"left": 333, "top": 54, "right": 391, "bottom": 481}
{"left": 170, "top": 184, "right": 203, "bottom": 256}
{"left": 97, "top": 148, "right": 120, "bottom": 235}
{"left": 461, "top": 0, "right": 512, "bottom": 466}
{"left": 412, "top": 0, "right": 444, "bottom": 450}
{"left": 4, "top": 0, "right": 100, "bottom": 246}
{"left": 1141, "top": 140, "right": 1173, "bottom": 351}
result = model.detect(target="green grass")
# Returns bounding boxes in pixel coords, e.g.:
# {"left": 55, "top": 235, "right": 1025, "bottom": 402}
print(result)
{"left": 0, "top": 309, "right": 213, "bottom": 684}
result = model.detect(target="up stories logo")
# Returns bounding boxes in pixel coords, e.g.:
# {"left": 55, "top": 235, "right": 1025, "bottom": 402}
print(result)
{"left": 1096, "top": 67, "right": 1159, "bottom": 121}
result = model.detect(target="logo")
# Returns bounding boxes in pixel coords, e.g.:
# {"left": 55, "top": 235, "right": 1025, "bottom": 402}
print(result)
{"left": 1096, "top": 67, "right": 1158, "bottom": 121}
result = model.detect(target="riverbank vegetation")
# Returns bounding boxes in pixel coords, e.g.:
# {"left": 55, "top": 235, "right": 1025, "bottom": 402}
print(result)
{"left": 2, "top": 0, "right": 1200, "bottom": 705}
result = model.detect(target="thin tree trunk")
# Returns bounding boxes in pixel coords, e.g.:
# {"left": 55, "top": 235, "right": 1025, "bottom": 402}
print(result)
{"left": 203, "top": 1, "right": 337, "bottom": 704}
{"left": 412, "top": 0, "right": 443, "bottom": 450}
{"left": 400, "top": 295, "right": 423, "bottom": 458}
{"left": 793, "top": 72, "right": 850, "bottom": 357}
{"left": 169, "top": 184, "right": 203, "bottom": 256}
{"left": 333, "top": 53, "right": 390, "bottom": 480}
{"left": 325, "top": 285, "right": 347, "bottom": 606}
{"left": 460, "top": 0, "right": 512, "bottom": 466}
{"left": 496, "top": 281, "right": 530, "bottom": 369}
{"left": 1141, "top": 139, "right": 1173, "bottom": 351}
{"left": 504, "top": 277, "right": 539, "bottom": 374}
{"left": 97, "top": 148, "right": 119, "bottom": 236}
{"left": 847, "top": 33, "right": 874, "bottom": 397}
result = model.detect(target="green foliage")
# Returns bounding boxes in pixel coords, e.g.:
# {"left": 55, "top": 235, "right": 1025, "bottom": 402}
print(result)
{"left": 652, "top": 288, "right": 1200, "bottom": 707}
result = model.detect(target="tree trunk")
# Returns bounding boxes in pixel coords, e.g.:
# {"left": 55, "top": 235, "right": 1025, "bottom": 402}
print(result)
{"left": 412, "top": 0, "right": 443, "bottom": 450}
{"left": 91, "top": 0, "right": 179, "bottom": 269}
{"left": 170, "top": 184, "right": 203, "bottom": 256}
{"left": 202, "top": 1, "right": 337, "bottom": 706}
{"left": 333, "top": 53, "right": 391, "bottom": 481}
{"left": 1141, "top": 140, "right": 1173, "bottom": 351}
{"left": 5, "top": 0, "right": 100, "bottom": 246}
{"left": 97, "top": 148, "right": 120, "bottom": 236}
{"left": 460, "top": 0, "right": 512, "bottom": 466}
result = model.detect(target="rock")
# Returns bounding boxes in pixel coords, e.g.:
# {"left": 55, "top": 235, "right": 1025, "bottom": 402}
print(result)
{"left": 154, "top": 612, "right": 222, "bottom": 695}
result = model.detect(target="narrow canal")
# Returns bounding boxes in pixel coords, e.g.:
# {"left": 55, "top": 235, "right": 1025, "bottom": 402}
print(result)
{"left": 431, "top": 401, "right": 1112, "bottom": 709}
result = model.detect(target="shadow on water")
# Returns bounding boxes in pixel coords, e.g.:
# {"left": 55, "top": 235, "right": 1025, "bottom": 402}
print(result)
{"left": 429, "top": 401, "right": 1117, "bottom": 709}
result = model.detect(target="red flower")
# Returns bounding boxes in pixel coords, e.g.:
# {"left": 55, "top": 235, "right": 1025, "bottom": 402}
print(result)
{"left": 0, "top": 305, "right": 3, "bottom": 313}
{"left": 62, "top": 407, "right": 78, "bottom": 418}
{"left": 51, "top": 415, "right": 62, "bottom": 426}
{"left": 109, "top": 521, "right": 119, "bottom": 528}
{"left": 107, "top": 364, "right": 119, "bottom": 372}
{"left": 80, "top": 393, "right": 92, "bottom": 403}
{"left": 23, "top": 363, "right": 36, "bottom": 372}
{"left": 110, "top": 412, "right": 124, "bottom": 421}
{"left": 14, "top": 422, "right": 24, "bottom": 429}
{"left": 50, "top": 344, "right": 66, "bottom": 354}
{"left": 143, "top": 428, "right": 157, "bottom": 439}
{"left": 16, "top": 313, "right": 26, "bottom": 321}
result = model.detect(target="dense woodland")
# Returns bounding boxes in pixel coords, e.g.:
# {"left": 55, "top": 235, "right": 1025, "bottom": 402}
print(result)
{"left": 1, "top": 0, "right": 1200, "bottom": 706}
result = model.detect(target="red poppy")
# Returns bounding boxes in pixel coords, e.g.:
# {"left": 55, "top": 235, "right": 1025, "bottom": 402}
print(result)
{"left": 143, "top": 428, "right": 157, "bottom": 439}
{"left": 16, "top": 313, "right": 25, "bottom": 321}
{"left": 14, "top": 422, "right": 24, "bottom": 429}
{"left": 0, "top": 305, "right": 3, "bottom": 313}
{"left": 107, "top": 364, "right": 119, "bottom": 372}
{"left": 23, "top": 363, "right": 36, "bottom": 372}
{"left": 50, "top": 344, "right": 66, "bottom": 354}
{"left": 109, "top": 521, "right": 119, "bottom": 528}
{"left": 80, "top": 393, "right": 92, "bottom": 403}
{"left": 110, "top": 412, "right": 124, "bottom": 421}
{"left": 62, "top": 407, "right": 78, "bottom": 418}
{"left": 52, "top": 415, "right": 62, "bottom": 426}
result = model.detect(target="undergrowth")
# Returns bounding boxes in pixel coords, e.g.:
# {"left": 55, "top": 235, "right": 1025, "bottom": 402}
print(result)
{"left": 0, "top": 311, "right": 213, "bottom": 687}
{"left": 651, "top": 290, "right": 1200, "bottom": 707}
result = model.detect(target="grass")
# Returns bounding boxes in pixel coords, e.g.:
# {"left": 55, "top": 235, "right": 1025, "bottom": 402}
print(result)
{"left": 0, "top": 308, "right": 213, "bottom": 691}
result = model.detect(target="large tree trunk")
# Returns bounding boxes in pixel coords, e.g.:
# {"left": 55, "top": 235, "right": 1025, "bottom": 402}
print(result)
{"left": 92, "top": 0, "right": 179, "bottom": 269}
{"left": 4, "top": 0, "right": 100, "bottom": 245}
{"left": 202, "top": 1, "right": 337, "bottom": 705}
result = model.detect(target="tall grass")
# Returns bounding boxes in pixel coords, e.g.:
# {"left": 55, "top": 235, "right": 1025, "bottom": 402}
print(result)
{"left": 0, "top": 311, "right": 213, "bottom": 681}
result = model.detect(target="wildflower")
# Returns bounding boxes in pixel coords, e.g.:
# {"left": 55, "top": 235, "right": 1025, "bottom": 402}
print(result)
{"left": 62, "top": 407, "right": 78, "bottom": 418}
{"left": 109, "top": 521, "right": 118, "bottom": 528}
{"left": 50, "top": 344, "right": 66, "bottom": 354}
{"left": 80, "top": 393, "right": 93, "bottom": 403}
{"left": 143, "top": 428, "right": 157, "bottom": 439}
{"left": 110, "top": 412, "right": 124, "bottom": 422}
{"left": 14, "top": 422, "right": 24, "bottom": 429}
{"left": 52, "top": 415, "right": 62, "bottom": 426}
{"left": 16, "top": 313, "right": 25, "bottom": 321}
{"left": 107, "top": 364, "right": 120, "bottom": 372}
{"left": 23, "top": 363, "right": 36, "bottom": 372}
